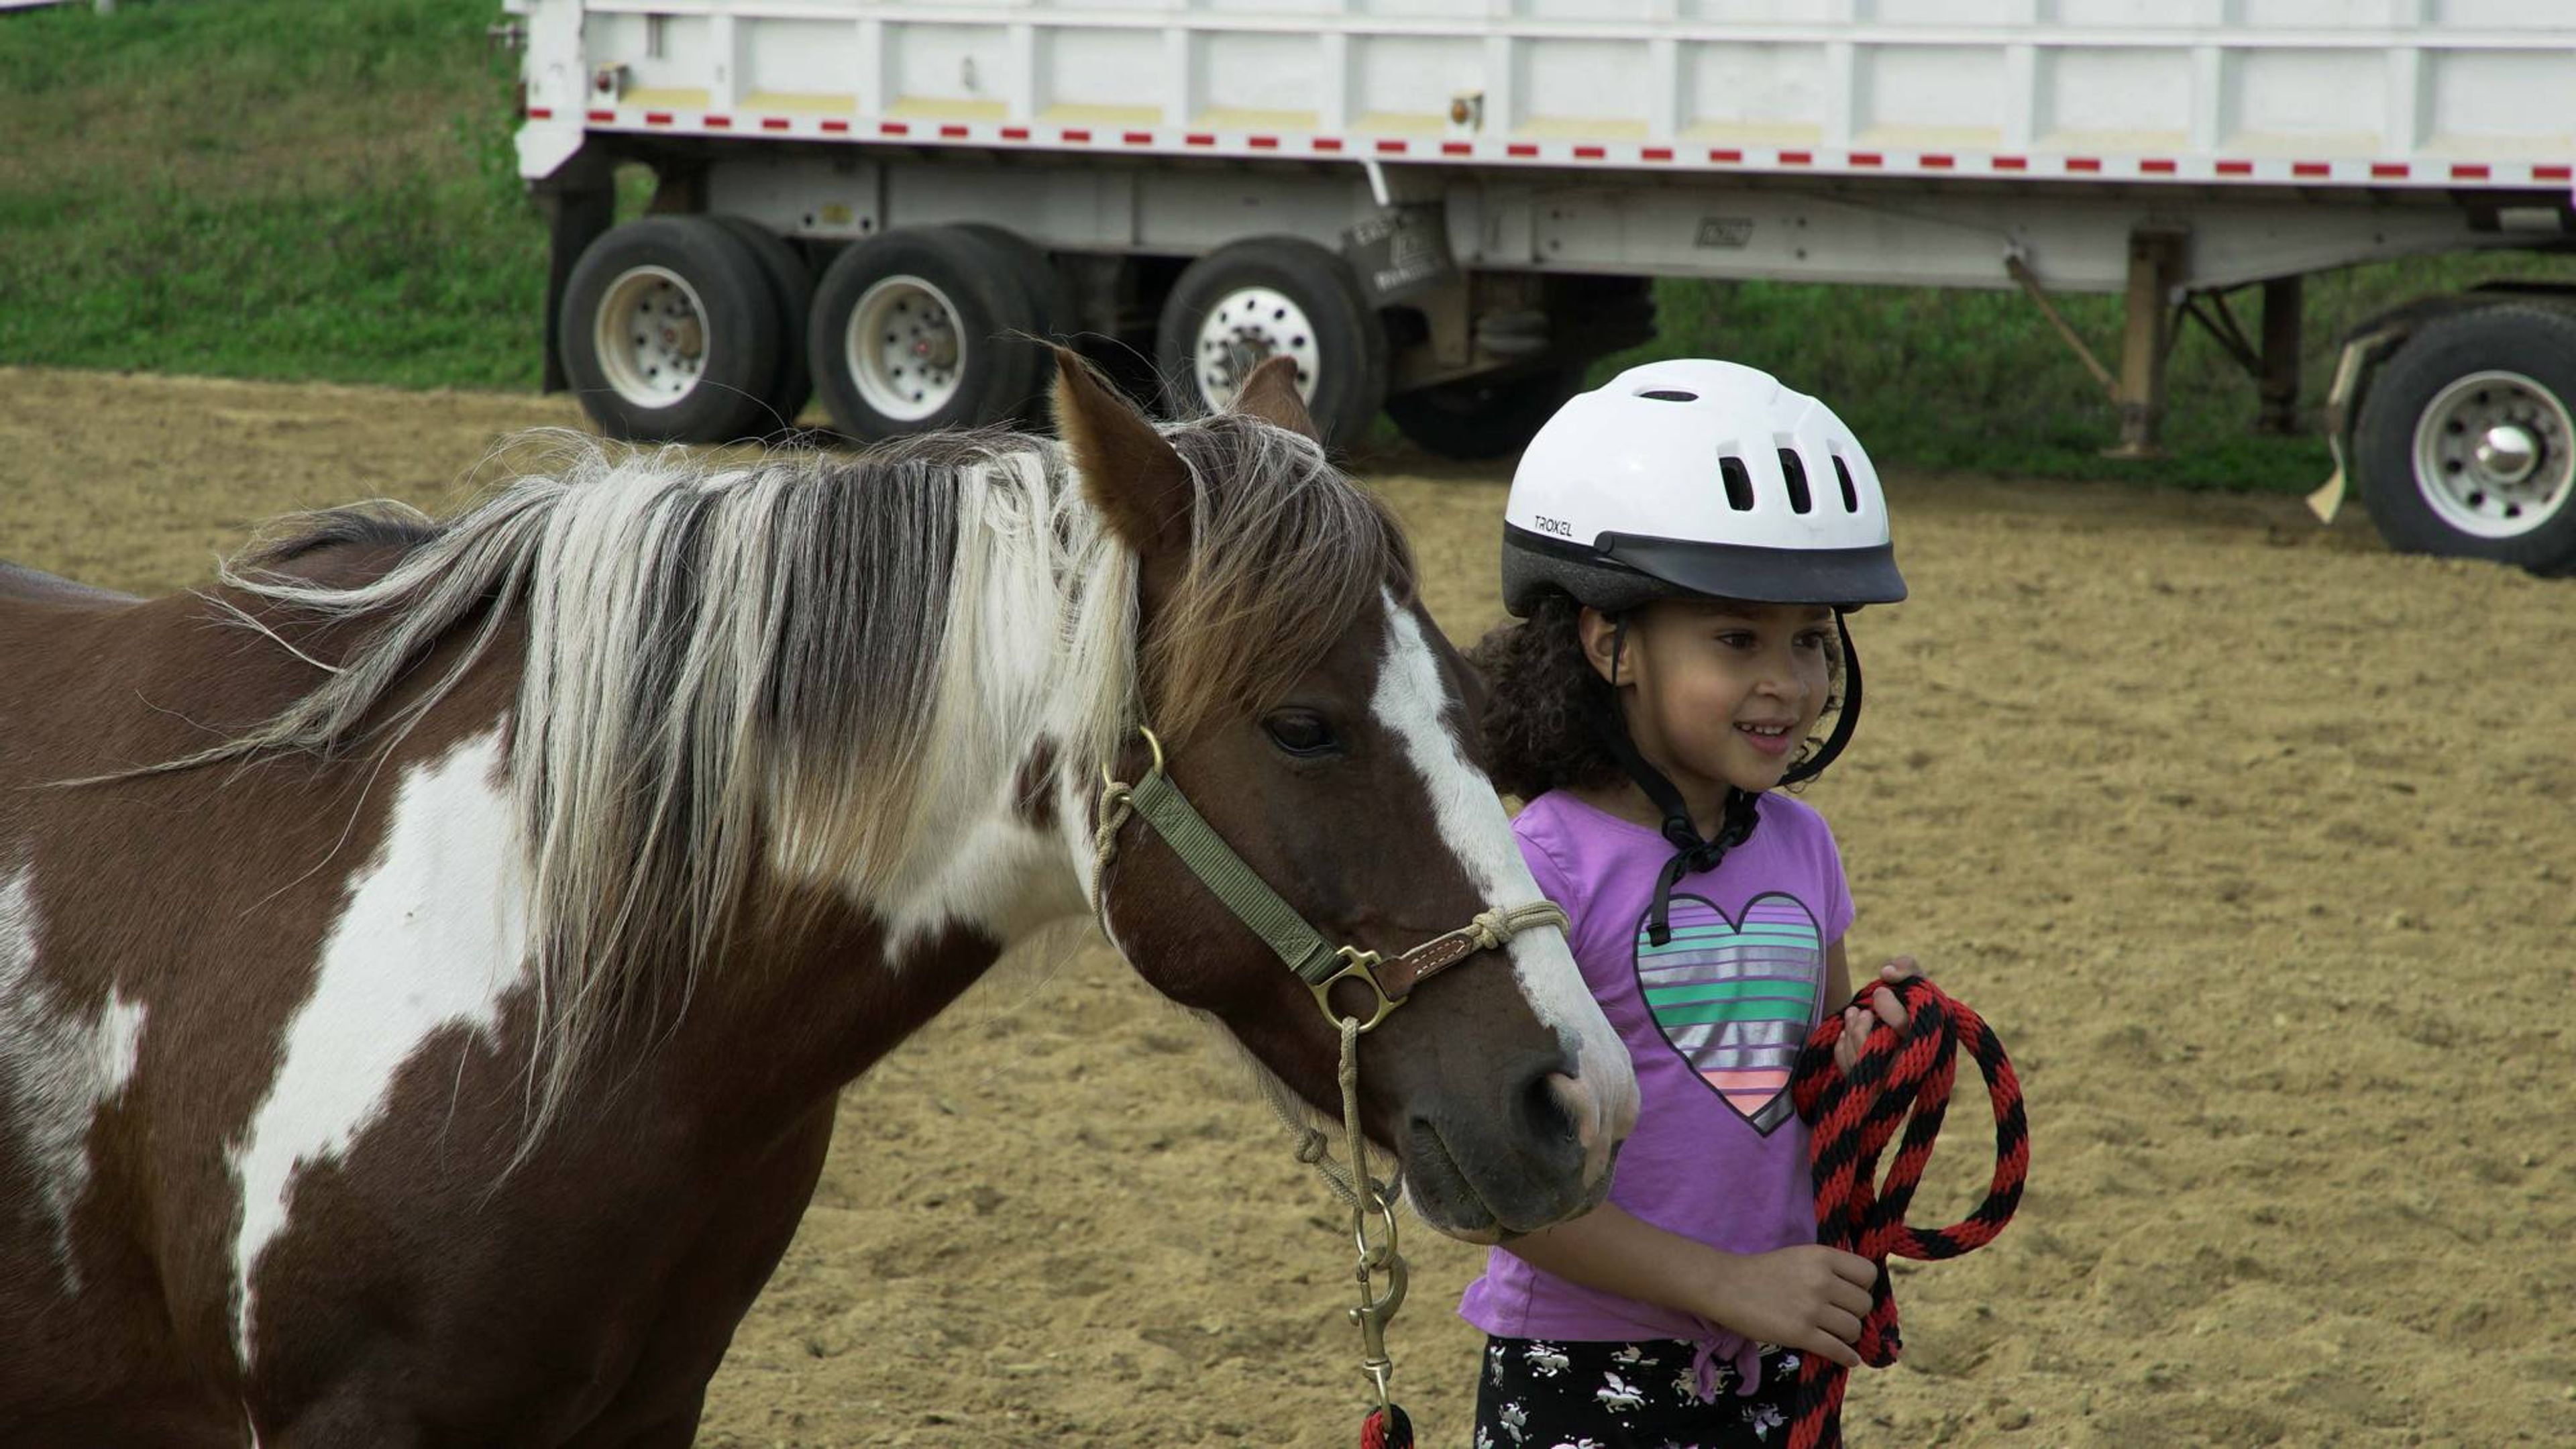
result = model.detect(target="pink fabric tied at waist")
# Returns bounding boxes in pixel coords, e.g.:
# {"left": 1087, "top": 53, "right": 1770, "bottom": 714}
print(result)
{"left": 1686, "top": 1319, "right": 1766, "bottom": 1401}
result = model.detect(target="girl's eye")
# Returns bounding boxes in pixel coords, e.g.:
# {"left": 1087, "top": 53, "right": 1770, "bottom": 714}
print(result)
{"left": 1714, "top": 631, "right": 1758, "bottom": 649}
{"left": 1795, "top": 630, "right": 1832, "bottom": 651}
{"left": 1263, "top": 711, "right": 1339, "bottom": 757}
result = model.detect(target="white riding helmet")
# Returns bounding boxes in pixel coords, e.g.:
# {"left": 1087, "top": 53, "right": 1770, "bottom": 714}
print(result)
{"left": 1502, "top": 358, "right": 1905, "bottom": 616}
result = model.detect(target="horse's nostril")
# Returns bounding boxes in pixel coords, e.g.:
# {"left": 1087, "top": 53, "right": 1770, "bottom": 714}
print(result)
{"left": 1518, "top": 1065, "right": 1580, "bottom": 1145}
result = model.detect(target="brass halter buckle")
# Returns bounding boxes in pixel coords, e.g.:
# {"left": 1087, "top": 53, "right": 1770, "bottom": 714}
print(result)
{"left": 1309, "top": 946, "right": 1401, "bottom": 1033}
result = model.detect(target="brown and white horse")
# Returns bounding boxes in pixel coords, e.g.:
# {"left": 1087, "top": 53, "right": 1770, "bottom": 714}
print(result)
{"left": 0, "top": 359, "right": 1635, "bottom": 1446}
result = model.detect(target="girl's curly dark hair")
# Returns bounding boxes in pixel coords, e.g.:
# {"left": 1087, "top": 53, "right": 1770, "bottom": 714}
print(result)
{"left": 1468, "top": 591, "right": 1845, "bottom": 802}
{"left": 1468, "top": 592, "right": 1625, "bottom": 801}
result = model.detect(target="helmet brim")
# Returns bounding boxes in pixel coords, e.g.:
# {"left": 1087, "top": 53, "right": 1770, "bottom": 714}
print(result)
{"left": 1503, "top": 525, "right": 1906, "bottom": 615}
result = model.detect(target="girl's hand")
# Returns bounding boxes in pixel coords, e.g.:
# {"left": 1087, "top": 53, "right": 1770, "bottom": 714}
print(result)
{"left": 1700, "top": 1244, "right": 1878, "bottom": 1369}
{"left": 1832, "top": 955, "right": 1929, "bottom": 1075}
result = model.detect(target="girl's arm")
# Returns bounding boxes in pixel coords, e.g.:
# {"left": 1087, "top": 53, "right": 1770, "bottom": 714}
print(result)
{"left": 1503, "top": 1203, "right": 1873, "bottom": 1368}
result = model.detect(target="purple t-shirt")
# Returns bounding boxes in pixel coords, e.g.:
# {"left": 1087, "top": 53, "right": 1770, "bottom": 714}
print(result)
{"left": 1458, "top": 789, "right": 1854, "bottom": 1386}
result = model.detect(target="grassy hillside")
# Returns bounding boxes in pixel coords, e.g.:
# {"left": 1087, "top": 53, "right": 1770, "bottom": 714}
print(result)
{"left": 6, "top": 0, "right": 2575, "bottom": 489}
{"left": 0, "top": 0, "right": 541, "bottom": 388}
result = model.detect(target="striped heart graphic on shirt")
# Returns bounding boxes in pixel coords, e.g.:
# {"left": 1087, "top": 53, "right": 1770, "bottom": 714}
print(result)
{"left": 1632, "top": 892, "right": 1825, "bottom": 1136}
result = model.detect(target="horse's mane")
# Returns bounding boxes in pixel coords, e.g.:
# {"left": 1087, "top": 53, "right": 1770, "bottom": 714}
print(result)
{"left": 174, "top": 418, "right": 1407, "bottom": 1136}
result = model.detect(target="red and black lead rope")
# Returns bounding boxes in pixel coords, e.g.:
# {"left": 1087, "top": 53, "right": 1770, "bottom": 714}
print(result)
{"left": 1786, "top": 977, "right": 2029, "bottom": 1449}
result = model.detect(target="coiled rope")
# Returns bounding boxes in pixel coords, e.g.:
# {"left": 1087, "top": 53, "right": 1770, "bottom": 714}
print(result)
{"left": 1786, "top": 978, "right": 2029, "bottom": 1449}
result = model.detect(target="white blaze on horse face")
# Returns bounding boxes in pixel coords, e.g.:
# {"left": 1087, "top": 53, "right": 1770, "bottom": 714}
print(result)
{"left": 1367, "top": 595, "right": 1640, "bottom": 1157}
{"left": 0, "top": 865, "right": 146, "bottom": 1292}
{"left": 227, "top": 729, "right": 530, "bottom": 1368}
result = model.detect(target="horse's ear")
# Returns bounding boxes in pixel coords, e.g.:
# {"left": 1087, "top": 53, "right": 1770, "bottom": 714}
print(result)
{"left": 1052, "top": 345, "right": 1192, "bottom": 563}
{"left": 1230, "top": 355, "right": 1321, "bottom": 443}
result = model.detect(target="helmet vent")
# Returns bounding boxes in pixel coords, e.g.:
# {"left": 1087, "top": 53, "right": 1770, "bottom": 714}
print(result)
{"left": 1636, "top": 388, "right": 1699, "bottom": 402}
{"left": 1719, "top": 455, "right": 1755, "bottom": 511}
{"left": 1833, "top": 455, "right": 1860, "bottom": 513}
{"left": 1778, "top": 448, "right": 1813, "bottom": 515}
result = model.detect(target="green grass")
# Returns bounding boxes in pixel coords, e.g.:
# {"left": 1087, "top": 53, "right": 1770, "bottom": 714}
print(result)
{"left": 0, "top": 0, "right": 545, "bottom": 389}
{"left": 7, "top": 0, "right": 2576, "bottom": 492}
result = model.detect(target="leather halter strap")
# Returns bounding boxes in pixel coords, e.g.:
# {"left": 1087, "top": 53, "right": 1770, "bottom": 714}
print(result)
{"left": 1095, "top": 728, "right": 1568, "bottom": 1031}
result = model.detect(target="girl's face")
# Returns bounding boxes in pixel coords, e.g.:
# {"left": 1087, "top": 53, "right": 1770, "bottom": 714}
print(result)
{"left": 1580, "top": 598, "right": 1837, "bottom": 800}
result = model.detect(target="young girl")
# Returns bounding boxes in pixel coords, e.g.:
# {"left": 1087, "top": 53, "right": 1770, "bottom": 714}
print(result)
{"left": 1459, "top": 358, "right": 1923, "bottom": 1448}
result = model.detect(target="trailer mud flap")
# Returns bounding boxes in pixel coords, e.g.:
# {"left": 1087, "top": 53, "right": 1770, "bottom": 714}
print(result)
{"left": 1343, "top": 205, "right": 1458, "bottom": 307}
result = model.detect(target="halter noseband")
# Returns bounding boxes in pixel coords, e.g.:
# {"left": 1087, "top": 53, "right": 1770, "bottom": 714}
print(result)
{"left": 1090, "top": 726, "right": 1567, "bottom": 1031}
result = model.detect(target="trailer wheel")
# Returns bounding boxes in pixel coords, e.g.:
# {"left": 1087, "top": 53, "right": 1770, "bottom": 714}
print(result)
{"left": 2355, "top": 305, "right": 2576, "bottom": 575}
{"left": 708, "top": 215, "right": 814, "bottom": 431}
{"left": 808, "top": 227, "right": 1046, "bottom": 441}
{"left": 949, "top": 223, "right": 1074, "bottom": 420}
{"left": 1157, "top": 237, "right": 1388, "bottom": 447}
{"left": 558, "top": 217, "right": 784, "bottom": 443}
{"left": 1386, "top": 365, "right": 1585, "bottom": 460}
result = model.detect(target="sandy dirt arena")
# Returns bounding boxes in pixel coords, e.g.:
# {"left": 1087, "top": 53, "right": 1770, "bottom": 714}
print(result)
{"left": 3, "top": 366, "right": 2572, "bottom": 1448}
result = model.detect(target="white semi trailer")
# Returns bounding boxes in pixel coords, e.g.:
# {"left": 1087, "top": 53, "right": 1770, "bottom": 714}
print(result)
{"left": 506, "top": 1, "right": 2576, "bottom": 572}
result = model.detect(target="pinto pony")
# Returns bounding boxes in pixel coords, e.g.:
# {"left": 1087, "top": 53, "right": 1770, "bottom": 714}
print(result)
{"left": 0, "top": 359, "right": 1637, "bottom": 1445}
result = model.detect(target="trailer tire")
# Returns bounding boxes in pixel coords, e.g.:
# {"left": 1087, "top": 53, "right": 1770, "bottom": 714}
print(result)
{"left": 559, "top": 217, "right": 784, "bottom": 443}
{"left": 708, "top": 215, "right": 815, "bottom": 432}
{"left": 1157, "top": 237, "right": 1389, "bottom": 448}
{"left": 950, "top": 223, "right": 1074, "bottom": 419}
{"left": 2354, "top": 304, "right": 2576, "bottom": 576}
{"left": 1386, "top": 365, "right": 1586, "bottom": 460}
{"left": 808, "top": 227, "right": 1047, "bottom": 441}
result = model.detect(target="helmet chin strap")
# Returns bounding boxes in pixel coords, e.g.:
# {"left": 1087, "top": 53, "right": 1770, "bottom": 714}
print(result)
{"left": 1587, "top": 610, "right": 1867, "bottom": 946}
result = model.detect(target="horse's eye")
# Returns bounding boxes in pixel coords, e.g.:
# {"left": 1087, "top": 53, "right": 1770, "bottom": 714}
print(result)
{"left": 1262, "top": 710, "right": 1339, "bottom": 757}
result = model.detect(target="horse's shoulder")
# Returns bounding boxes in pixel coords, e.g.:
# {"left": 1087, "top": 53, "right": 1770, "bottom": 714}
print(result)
{"left": 0, "top": 559, "right": 139, "bottom": 610}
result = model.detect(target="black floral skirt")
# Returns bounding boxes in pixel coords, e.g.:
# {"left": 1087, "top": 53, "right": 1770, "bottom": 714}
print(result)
{"left": 1472, "top": 1336, "right": 1803, "bottom": 1449}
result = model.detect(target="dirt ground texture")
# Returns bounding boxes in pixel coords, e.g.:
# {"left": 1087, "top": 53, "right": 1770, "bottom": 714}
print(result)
{"left": 4, "top": 366, "right": 2571, "bottom": 1448}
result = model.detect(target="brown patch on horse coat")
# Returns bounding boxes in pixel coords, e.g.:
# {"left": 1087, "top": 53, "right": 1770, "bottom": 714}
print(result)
{"left": 1014, "top": 737, "right": 1060, "bottom": 835}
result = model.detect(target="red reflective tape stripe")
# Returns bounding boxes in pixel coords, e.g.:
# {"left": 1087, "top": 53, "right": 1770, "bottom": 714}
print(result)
{"left": 2453, "top": 162, "right": 2491, "bottom": 180}
{"left": 2371, "top": 162, "right": 2409, "bottom": 178}
{"left": 1249, "top": 135, "right": 1279, "bottom": 150}
{"left": 821, "top": 118, "right": 849, "bottom": 133}
{"left": 2537, "top": 164, "right": 2573, "bottom": 181}
{"left": 940, "top": 123, "right": 969, "bottom": 138}
{"left": 1992, "top": 155, "right": 2027, "bottom": 170}
{"left": 1442, "top": 140, "right": 1472, "bottom": 156}
{"left": 1377, "top": 138, "right": 1409, "bottom": 154}
{"left": 1062, "top": 127, "right": 1091, "bottom": 142}
{"left": 705, "top": 115, "right": 732, "bottom": 129}
{"left": 2066, "top": 156, "right": 2101, "bottom": 172}
{"left": 1642, "top": 146, "right": 1673, "bottom": 162}
{"left": 2140, "top": 158, "right": 2176, "bottom": 174}
{"left": 1780, "top": 149, "right": 1813, "bottom": 164}
{"left": 527, "top": 107, "right": 554, "bottom": 120}
{"left": 586, "top": 109, "right": 615, "bottom": 123}
{"left": 1002, "top": 125, "right": 1030, "bottom": 140}
{"left": 879, "top": 121, "right": 910, "bottom": 136}
{"left": 2293, "top": 160, "right": 2329, "bottom": 178}
{"left": 1921, "top": 153, "right": 1953, "bottom": 168}
{"left": 1122, "top": 130, "right": 1154, "bottom": 144}
{"left": 2216, "top": 159, "right": 2253, "bottom": 176}
{"left": 1185, "top": 132, "right": 1216, "bottom": 146}
{"left": 1709, "top": 148, "right": 1743, "bottom": 162}
{"left": 1509, "top": 142, "right": 1540, "bottom": 157}
{"left": 1850, "top": 151, "right": 1882, "bottom": 166}
{"left": 761, "top": 117, "right": 790, "bottom": 131}
{"left": 1573, "top": 144, "right": 1605, "bottom": 159}
{"left": 645, "top": 111, "right": 674, "bottom": 126}
{"left": 1313, "top": 137, "right": 1344, "bottom": 152}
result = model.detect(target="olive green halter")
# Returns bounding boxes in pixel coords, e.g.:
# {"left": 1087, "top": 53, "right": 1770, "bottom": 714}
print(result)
{"left": 1089, "top": 726, "right": 1567, "bottom": 1031}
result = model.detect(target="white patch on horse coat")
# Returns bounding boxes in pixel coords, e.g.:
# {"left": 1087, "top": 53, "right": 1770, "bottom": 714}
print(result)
{"left": 0, "top": 865, "right": 147, "bottom": 1291}
{"left": 227, "top": 729, "right": 530, "bottom": 1368}
{"left": 1367, "top": 595, "right": 1638, "bottom": 1124}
